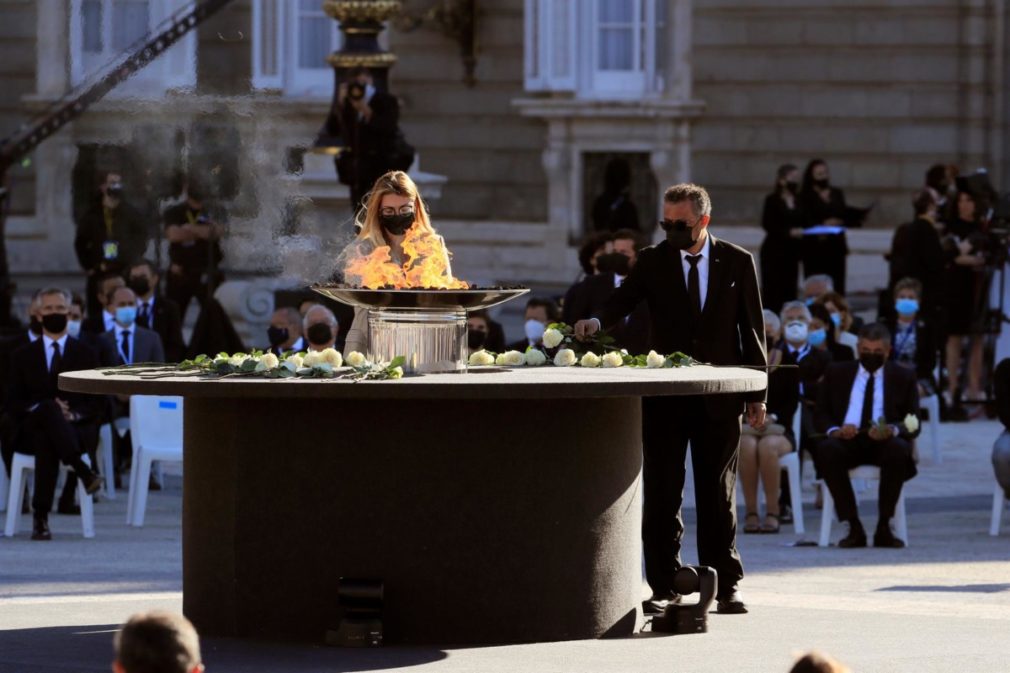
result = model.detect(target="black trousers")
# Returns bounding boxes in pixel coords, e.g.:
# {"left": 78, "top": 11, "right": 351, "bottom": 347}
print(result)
{"left": 166, "top": 268, "right": 209, "bottom": 320}
{"left": 20, "top": 401, "right": 98, "bottom": 514}
{"left": 814, "top": 434, "right": 913, "bottom": 524}
{"left": 642, "top": 395, "right": 744, "bottom": 598}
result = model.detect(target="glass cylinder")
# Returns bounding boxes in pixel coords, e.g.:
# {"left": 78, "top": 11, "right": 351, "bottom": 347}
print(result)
{"left": 368, "top": 309, "right": 466, "bottom": 374}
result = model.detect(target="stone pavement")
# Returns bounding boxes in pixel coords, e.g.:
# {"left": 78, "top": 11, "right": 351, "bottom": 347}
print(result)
{"left": 0, "top": 420, "right": 1008, "bottom": 673}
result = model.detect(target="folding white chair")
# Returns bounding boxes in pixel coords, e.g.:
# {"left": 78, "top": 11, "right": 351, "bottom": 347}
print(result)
{"left": 990, "top": 483, "right": 1008, "bottom": 536}
{"left": 127, "top": 396, "right": 183, "bottom": 527}
{"left": 0, "top": 441, "right": 8, "bottom": 513}
{"left": 4, "top": 452, "right": 95, "bottom": 538}
{"left": 818, "top": 466, "right": 908, "bottom": 547}
{"left": 919, "top": 394, "right": 941, "bottom": 464}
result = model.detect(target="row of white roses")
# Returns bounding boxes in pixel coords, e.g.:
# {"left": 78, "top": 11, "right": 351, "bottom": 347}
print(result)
{"left": 469, "top": 347, "right": 669, "bottom": 369}
{"left": 214, "top": 349, "right": 400, "bottom": 377}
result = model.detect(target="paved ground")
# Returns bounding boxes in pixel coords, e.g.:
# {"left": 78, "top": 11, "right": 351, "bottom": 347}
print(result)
{"left": 1, "top": 420, "right": 1008, "bottom": 673}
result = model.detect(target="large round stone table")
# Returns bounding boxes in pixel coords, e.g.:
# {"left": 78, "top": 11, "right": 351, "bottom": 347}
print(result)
{"left": 61, "top": 366, "right": 765, "bottom": 645}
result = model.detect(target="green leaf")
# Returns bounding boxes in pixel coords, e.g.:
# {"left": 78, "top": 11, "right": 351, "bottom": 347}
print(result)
{"left": 388, "top": 355, "right": 406, "bottom": 370}
{"left": 240, "top": 359, "right": 258, "bottom": 372}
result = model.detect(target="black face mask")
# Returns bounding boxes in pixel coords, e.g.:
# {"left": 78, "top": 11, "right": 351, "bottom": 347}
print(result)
{"left": 306, "top": 322, "right": 333, "bottom": 346}
{"left": 596, "top": 252, "right": 631, "bottom": 276}
{"left": 660, "top": 219, "right": 697, "bottom": 251}
{"left": 859, "top": 352, "right": 886, "bottom": 373}
{"left": 785, "top": 181, "right": 799, "bottom": 194}
{"left": 29, "top": 316, "right": 43, "bottom": 336}
{"left": 42, "top": 313, "right": 68, "bottom": 334}
{"left": 267, "top": 326, "right": 289, "bottom": 347}
{"left": 468, "top": 330, "right": 487, "bottom": 351}
{"left": 379, "top": 212, "right": 415, "bottom": 236}
{"left": 128, "top": 276, "right": 151, "bottom": 296}
{"left": 814, "top": 178, "right": 830, "bottom": 190}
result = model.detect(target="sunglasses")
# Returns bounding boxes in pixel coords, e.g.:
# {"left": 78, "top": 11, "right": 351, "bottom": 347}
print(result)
{"left": 659, "top": 218, "right": 694, "bottom": 232}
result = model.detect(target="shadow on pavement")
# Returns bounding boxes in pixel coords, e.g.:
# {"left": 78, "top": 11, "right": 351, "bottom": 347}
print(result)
{"left": 876, "top": 583, "right": 1010, "bottom": 594}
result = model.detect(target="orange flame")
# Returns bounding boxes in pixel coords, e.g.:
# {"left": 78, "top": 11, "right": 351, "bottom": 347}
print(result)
{"left": 343, "top": 225, "right": 470, "bottom": 289}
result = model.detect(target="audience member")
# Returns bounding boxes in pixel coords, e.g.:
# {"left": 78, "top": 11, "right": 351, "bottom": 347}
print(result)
{"left": 267, "top": 306, "right": 305, "bottom": 356}
{"left": 887, "top": 189, "right": 948, "bottom": 328}
{"left": 113, "top": 611, "right": 203, "bottom": 673}
{"left": 763, "top": 309, "right": 782, "bottom": 356}
{"left": 508, "top": 297, "right": 560, "bottom": 351}
{"left": 760, "top": 163, "right": 805, "bottom": 313}
{"left": 466, "top": 309, "right": 506, "bottom": 353}
{"left": 789, "top": 650, "right": 851, "bottom": 673}
{"left": 815, "top": 323, "right": 920, "bottom": 548}
{"left": 815, "top": 291, "right": 860, "bottom": 353}
{"left": 303, "top": 304, "right": 339, "bottom": 352}
{"left": 801, "top": 274, "right": 833, "bottom": 306}
{"left": 163, "top": 180, "right": 226, "bottom": 319}
{"left": 74, "top": 170, "right": 149, "bottom": 319}
{"left": 563, "top": 233, "right": 613, "bottom": 324}
{"left": 809, "top": 303, "right": 854, "bottom": 362}
{"left": 591, "top": 157, "right": 640, "bottom": 232}
{"left": 993, "top": 358, "right": 1010, "bottom": 499}
{"left": 6, "top": 288, "right": 104, "bottom": 540}
{"left": 799, "top": 159, "right": 852, "bottom": 294}
{"left": 99, "top": 287, "right": 166, "bottom": 367}
{"left": 924, "top": 163, "right": 956, "bottom": 211}
{"left": 886, "top": 278, "right": 937, "bottom": 398}
{"left": 127, "top": 260, "right": 186, "bottom": 363}
{"left": 82, "top": 272, "right": 126, "bottom": 335}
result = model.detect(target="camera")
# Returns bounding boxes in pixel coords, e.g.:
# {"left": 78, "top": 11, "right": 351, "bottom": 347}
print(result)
{"left": 347, "top": 82, "right": 366, "bottom": 102}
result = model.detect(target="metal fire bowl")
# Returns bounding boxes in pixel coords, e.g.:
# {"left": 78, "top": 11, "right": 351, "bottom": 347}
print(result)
{"left": 311, "top": 286, "right": 530, "bottom": 312}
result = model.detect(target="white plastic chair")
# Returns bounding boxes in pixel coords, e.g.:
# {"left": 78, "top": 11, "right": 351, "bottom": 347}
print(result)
{"left": 4, "top": 452, "right": 95, "bottom": 538}
{"left": 127, "top": 396, "right": 183, "bottom": 527}
{"left": 818, "top": 466, "right": 908, "bottom": 547}
{"left": 0, "top": 443, "right": 8, "bottom": 513}
{"left": 920, "top": 394, "right": 941, "bottom": 464}
{"left": 97, "top": 424, "right": 116, "bottom": 500}
{"left": 744, "top": 403, "right": 805, "bottom": 535}
{"left": 990, "top": 483, "right": 1008, "bottom": 536}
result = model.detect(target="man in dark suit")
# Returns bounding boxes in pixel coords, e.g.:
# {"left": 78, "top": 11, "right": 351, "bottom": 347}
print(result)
{"left": 0, "top": 293, "right": 43, "bottom": 477}
{"left": 127, "top": 260, "right": 186, "bottom": 362}
{"left": 815, "top": 323, "right": 920, "bottom": 548}
{"left": 267, "top": 306, "right": 306, "bottom": 357}
{"left": 6, "top": 288, "right": 104, "bottom": 540}
{"left": 82, "top": 272, "right": 126, "bottom": 337}
{"left": 576, "top": 183, "right": 767, "bottom": 615}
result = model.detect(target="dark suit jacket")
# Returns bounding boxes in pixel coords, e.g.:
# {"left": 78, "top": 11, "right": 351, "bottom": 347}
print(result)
{"left": 564, "top": 272, "right": 650, "bottom": 355}
{"left": 814, "top": 361, "right": 921, "bottom": 441}
{"left": 82, "top": 312, "right": 114, "bottom": 336}
{"left": 98, "top": 325, "right": 165, "bottom": 366}
{"left": 139, "top": 294, "right": 185, "bottom": 363}
{"left": 888, "top": 216, "right": 950, "bottom": 317}
{"left": 597, "top": 235, "right": 767, "bottom": 417}
{"left": 336, "top": 91, "right": 401, "bottom": 190}
{"left": 74, "top": 201, "right": 148, "bottom": 273}
{"left": 886, "top": 317, "right": 937, "bottom": 387}
{"left": 6, "top": 337, "right": 103, "bottom": 452}
{"left": 0, "top": 332, "right": 32, "bottom": 408}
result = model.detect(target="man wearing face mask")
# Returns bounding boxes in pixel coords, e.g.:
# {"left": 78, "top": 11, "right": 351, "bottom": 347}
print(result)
{"left": 302, "top": 305, "right": 339, "bottom": 352}
{"left": 127, "top": 260, "right": 185, "bottom": 363}
{"left": 6, "top": 288, "right": 104, "bottom": 540}
{"left": 814, "top": 323, "right": 920, "bottom": 548}
{"left": 0, "top": 293, "right": 44, "bottom": 477}
{"left": 75, "top": 171, "right": 149, "bottom": 320}
{"left": 267, "top": 307, "right": 305, "bottom": 356}
{"left": 575, "top": 183, "right": 767, "bottom": 615}
{"left": 508, "top": 298, "right": 560, "bottom": 352}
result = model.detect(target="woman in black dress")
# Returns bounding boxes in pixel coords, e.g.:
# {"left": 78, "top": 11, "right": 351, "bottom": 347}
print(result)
{"left": 799, "top": 159, "right": 850, "bottom": 294}
{"left": 760, "top": 164, "right": 805, "bottom": 312}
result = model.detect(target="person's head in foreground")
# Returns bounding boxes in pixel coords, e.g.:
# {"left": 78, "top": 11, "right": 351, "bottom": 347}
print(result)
{"left": 788, "top": 650, "right": 851, "bottom": 673}
{"left": 113, "top": 611, "right": 203, "bottom": 673}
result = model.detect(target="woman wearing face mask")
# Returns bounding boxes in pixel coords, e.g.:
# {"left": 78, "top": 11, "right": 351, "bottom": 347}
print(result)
{"left": 816, "top": 291, "right": 860, "bottom": 353}
{"left": 760, "top": 164, "right": 805, "bottom": 313}
{"left": 886, "top": 278, "right": 937, "bottom": 398}
{"left": 809, "top": 303, "right": 854, "bottom": 362}
{"left": 799, "top": 159, "right": 851, "bottom": 295}
{"left": 341, "top": 171, "right": 461, "bottom": 357}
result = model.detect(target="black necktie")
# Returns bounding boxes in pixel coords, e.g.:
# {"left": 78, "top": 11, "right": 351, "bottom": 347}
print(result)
{"left": 860, "top": 371, "right": 875, "bottom": 429}
{"left": 686, "top": 255, "right": 702, "bottom": 317}
{"left": 138, "top": 302, "right": 150, "bottom": 328}
{"left": 50, "top": 341, "right": 62, "bottom": 384}
{"left": 121, "top": 330, "right": 131, "bottom": 365}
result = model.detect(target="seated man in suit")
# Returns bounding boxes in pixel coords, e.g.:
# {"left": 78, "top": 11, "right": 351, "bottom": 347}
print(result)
{"left": 127, "top": 260, "right": 186, "bottom": 363}
{"left": 507, "top": 297, "right": 560, "bottom": 352}
{"left": 303, "top": 304, "right": 339, "bottom": 353}
{"left": 6, "top": 287, "right": 104, "bottom": 540}
{"left": 267, "top": 306, "right": 306, "bottom": 356}
{"left": 1, "top": 292, "right": 44, "bottom": 477}
{"left": 82, "top": 271, "right": 126, "bottom": 336}
{"left": 814, "top": 323, "right": 920, "bottom": 548}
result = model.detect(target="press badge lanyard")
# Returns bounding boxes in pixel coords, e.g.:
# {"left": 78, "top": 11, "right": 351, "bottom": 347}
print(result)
{"left": 894, "top": 322, "right": 915, "bottom": 357}
{"left": 102, "top": 207, "right": 119, "bottom": 261}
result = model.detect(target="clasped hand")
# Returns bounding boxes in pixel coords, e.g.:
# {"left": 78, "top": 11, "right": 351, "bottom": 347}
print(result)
{"left": 573, "top": 319, "right": 599, "bottom": 341}
{"left": 831, "top": 423, "right": 892, "bottom": 441}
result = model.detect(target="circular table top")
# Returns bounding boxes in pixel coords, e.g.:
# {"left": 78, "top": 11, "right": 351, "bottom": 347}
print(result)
{"left": 60, "top": 366, "right": 767, "bottom": 401}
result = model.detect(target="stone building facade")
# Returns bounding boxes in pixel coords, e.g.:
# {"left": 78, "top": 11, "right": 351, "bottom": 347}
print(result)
{"left": 2, "top": 0, "right": 1009, "bottom": 336}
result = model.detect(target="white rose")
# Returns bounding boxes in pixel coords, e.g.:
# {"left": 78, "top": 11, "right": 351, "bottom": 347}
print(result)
{"left": 601, "top": 351, "right": 624, "bottom": 368}
{"left": 388, "top": 366, "right": 404, "bottom": 379}
{"left": 542, "top": 328, "right": 565, "bottom": 349}
{"left": 554, "top": 348, "right": 577, "bottom": 367}
{"left": 320, "top": 348, "right": 343, "bottom": 368}
{"left": 524, "top": 349, "right": 548, "bottom": 366}
{"left": 646, "top": 350, "right": 666, "bottom": 369}
{"left": 302, "top": 350, "right": 324, "bottom": 367}
{"left": 346, "top": 351, "right": 367, "bottom": 368}
{"left": 255, "top": 353, "right": 280, "bottom": 371}
{"left": 468, "top": 350, "right": 495, "bottom": 366}
{"left": 903, "top": 413, "right": 920, "bottom": 434}
{"left": 283, "top": 354, "right": 304, "bottom": 370}
{"left": 229, "top": 354, "right": 249, "bottom": 367}
{"left": 580, "top": 352, "right": 601, "bottom": 368}
{"left": 498, "top": 350, "right": 525, "bottom": 366}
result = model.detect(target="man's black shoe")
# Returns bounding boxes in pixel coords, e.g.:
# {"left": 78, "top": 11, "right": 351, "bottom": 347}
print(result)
{"left": 31, "top": 514, "right": 52, "bottom": 541}
{"left": 873, "top": 527, "right": 906, "bottom": 548}
{"left": 838, "top": 521, "right": 867, "bottom": 548}
{"left": 715, "top": 589, "right": 748, "bottom": 614}
{"left": 642, "top": 593, "right": 681, "bottom": 615}
{"left": 57, "top": 501, "right": 81, "bottom": 515}
{"left": 82, "top": 474, "right": 103, "bottom": 496}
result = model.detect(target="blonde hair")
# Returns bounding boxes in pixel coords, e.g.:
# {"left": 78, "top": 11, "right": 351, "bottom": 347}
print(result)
{"left": 354, "top": 171, "right": 435, "bottom": 249}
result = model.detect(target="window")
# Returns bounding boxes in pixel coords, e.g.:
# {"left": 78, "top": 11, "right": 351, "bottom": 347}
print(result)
{"left": 524, "top": 0, "right": 666, "bottom": 97}
{"left": 253, "top": 0, "right": 343, "bottom": 97}
{"left": 70, "top": 0, "right": 196, "bottom": 94}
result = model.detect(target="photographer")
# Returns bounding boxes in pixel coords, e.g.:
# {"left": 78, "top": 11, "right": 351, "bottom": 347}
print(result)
{"left": 162, "top": 180, "right": 226, "bottom": 318}
{"left": 335, "top": 67, "right": 410, "bottom": 215}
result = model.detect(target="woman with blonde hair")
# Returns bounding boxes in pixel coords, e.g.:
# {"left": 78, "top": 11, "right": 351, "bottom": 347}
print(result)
{"left": 340, "top": 170, "right": 464, "bottom": 356}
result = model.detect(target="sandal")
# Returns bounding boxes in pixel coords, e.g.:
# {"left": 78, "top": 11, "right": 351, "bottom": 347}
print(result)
{"left": 760, "top": 513, "right": 781, "bottom": 534}
{"left": 743, "top": 512, "right": 760, "bottom": 534}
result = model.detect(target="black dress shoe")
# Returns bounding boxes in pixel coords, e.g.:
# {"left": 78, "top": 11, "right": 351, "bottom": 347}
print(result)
{"left": 31, "top": 515, "right": 52, "bottom": 541}
{"left": 57, "top": 501, "right": 81, "bottom": 515}
{"left": 642, "top": 593, "right": 681, "bottom": 615}
{"left": 82, "top": 474, "right": 103, "bottom": 496}
{"left": 873, "top": 527, "right": 906, "bottom": 548}
{"left": 838, "top": 521, "right": 867, "bottom": 548}
{"left": 715, "top": 589, "right": 748, "bottom": 614}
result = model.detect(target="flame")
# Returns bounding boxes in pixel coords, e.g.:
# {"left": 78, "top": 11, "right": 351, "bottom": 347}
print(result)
{"left": 343, "top": 225, "right": 470, "bottom": 289}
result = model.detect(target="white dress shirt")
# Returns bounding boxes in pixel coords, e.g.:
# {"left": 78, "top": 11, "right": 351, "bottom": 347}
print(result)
{"left": 136, "top": 295, "right": 155, "bottom": 323}
{"left": 679, "top": 234, "right": 711, "bottom": 311}
{"left": 43, "top": 333, "right": 69, "bottom": 371}
{"left": 113, "top": 322, "right": 136, "bottom": 364}
{"left": 103, "top": 310, "right": 116, "bottom": 333}
{"left": 28, "top": 329, "right": 40, "bottom": 342}
{"left": 829, "top": 365, "right": 885, "bottom": 435}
